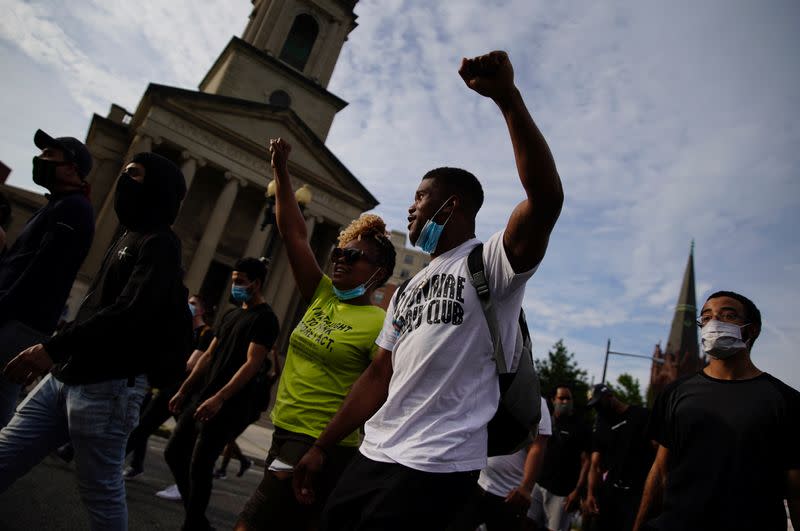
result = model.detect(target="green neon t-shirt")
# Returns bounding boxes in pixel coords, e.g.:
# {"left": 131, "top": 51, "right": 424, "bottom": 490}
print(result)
{"left": 271, "top": 275, "right": 386, "bottom": 446}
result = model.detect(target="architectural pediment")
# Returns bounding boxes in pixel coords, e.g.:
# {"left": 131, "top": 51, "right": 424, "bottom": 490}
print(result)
{"left": 136, "top": 84, "right": 377, "bottom": 212}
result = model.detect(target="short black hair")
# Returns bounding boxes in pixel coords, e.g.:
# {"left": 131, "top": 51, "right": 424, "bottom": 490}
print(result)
{"left": 550, "top": 383, "right": 574, "bottom": 399}
{"left": 234, "top": 257, "right": 267, "bottom": 285}
{"left": 422, "top": 167, "right": 484, "bottom": 218}
{"left": 706, "top": 290, "right": 761, "bottom": 344}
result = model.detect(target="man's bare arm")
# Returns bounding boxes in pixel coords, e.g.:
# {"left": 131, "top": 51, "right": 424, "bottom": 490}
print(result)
{"left": 633, "top": 445, "right": 670, "bottom": 531}
{"left": 458, "top": 51, "right": 564, "bottom": 273}
{"left": 292, "top": 347, "right": 393, "bottom": 504}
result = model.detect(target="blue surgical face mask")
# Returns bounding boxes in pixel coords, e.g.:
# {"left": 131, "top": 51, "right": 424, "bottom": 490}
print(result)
{"left": 188, "top": 302, "right": 197, "bottom": 317}
{"left": 333, "top": 269, "right": 381, "bottom": 301}
{"left": 415, "top": 197, "right": 454, "bottom": 254}
{"left": 231, "top": 284, "right": 252, "bottom": 303}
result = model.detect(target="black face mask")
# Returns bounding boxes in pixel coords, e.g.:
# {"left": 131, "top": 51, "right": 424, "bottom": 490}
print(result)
{"left": 114, "top": 173, "right": 150, "bottom": 230}
{"left": 32, "top": 156, "right": 69, "bottom": 189}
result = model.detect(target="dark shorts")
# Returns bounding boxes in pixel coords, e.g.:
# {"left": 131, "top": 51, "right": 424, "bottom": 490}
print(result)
{"left": 237, "top": 427, "right": 357, "bottom": 529}
{"left": 320, "top": 453, "right": 480, "bottom": 531}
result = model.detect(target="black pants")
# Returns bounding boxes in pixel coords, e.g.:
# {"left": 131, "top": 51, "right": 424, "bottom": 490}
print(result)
{"left": 596, "top": 485, "right": 642, "bottom": 531}
{"left": 320, "top": 453, "right": 479, "bottom": 531}
{"left": 125, "top": 387, "right": 176, "bottom": 470}
{"left": 237, "top": 427, "right": 357, "bottom": 530}
{"left": 448, "top": 483, "right": 527, "bottom": 531}
{"left": 164, "top": 399, "right": 256, "bottom": 531}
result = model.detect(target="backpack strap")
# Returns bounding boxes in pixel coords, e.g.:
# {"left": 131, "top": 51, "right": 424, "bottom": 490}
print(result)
{"left": 467, "top": 244, "right": 509, "bottom": 374}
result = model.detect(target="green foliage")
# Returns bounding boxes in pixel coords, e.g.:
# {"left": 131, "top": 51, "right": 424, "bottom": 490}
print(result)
{"left": 606, "top": 372, "right": 645, "bottom": 407}
{"left": 535, "top": 339, "right": 591, "bottom": 411}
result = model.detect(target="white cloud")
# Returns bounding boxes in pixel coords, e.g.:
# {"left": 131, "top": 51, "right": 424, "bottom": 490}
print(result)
{"left": 1, "top": 0, "right": 798, "bottom": 390}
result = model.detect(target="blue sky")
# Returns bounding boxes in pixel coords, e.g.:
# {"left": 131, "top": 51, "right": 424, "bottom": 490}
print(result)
{"left": 1, "top": 0, "right": 798, "bottom": 393}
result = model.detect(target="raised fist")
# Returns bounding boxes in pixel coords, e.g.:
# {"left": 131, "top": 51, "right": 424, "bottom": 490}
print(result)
{"left": 269, "top": 138, "right": 292, "bottom": 171}
{"left": 458, "top": 50, "right": 515, "bottom": 101}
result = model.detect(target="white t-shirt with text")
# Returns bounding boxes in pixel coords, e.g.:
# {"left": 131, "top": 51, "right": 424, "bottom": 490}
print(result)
{"left": 477, "top": 397, "right": 552, "bottom": 496}
{"left": 360, "top": 231, "right": 537, "bottom": 473}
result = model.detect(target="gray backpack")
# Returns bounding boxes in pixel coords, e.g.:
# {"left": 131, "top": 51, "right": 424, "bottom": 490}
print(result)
{"left": 467, "top": 243, "right": 542, "bottom": 456}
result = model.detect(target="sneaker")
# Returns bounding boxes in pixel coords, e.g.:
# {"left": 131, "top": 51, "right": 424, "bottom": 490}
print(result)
{"left": 155, "top": 484, "right": 182, "bottom": 501}
{"left": 213, "top": 468, "right": 227, "bottom": 480}
{"left": 123, "top": 466, "right": 144, "bottom": 480}
{"left": 237, "top": 457, "right": 252, "bottom": 477}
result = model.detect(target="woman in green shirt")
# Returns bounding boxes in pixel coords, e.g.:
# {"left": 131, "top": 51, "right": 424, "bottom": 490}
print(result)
{"left": 236, "top": 138, "right": 396, "bottom": 530}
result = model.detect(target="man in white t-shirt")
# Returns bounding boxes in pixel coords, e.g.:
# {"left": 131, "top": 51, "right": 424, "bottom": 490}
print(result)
{"left": 292, "top": 50, "right": 564, "bottom": 531}
{"left": 450, "top": 397, "right": 552, "bottom": 530}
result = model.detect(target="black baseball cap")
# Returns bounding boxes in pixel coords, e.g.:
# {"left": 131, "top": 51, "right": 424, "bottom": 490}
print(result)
{"left": 34, "top": 129, "right": 93, "bottom": 178}
{"left": 587, "top": 383, "right": 612, "bottom": 406}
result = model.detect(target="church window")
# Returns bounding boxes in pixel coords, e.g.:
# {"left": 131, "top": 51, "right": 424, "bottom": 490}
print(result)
{"left": 279, "top": 14, "right": 319, "bottom": 71}
{"left": 269, "top": 90, "right": 291, "bottom": 108}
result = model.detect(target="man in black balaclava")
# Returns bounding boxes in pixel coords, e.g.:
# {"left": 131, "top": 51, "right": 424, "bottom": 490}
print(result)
{"left": 0, "top": 129, "right": 95, "bottom": 429}
{"left": 0, "top": 152, "right": 192, "bottom": 531}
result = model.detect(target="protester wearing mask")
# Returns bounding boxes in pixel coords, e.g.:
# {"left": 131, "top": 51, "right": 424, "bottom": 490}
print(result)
{"left": 633, "top": 291, "right": 800, "bottom": 531}
{"left": 234, "top": 138, "right": 395, "bottom": 530}
{"left": 584, "top": 384, "right": 654, "bottom": 531}
{"left": 525, "top": 385, "right": 591, "bottom": 531}
{"left": 0, "top": 130, "right": 94, "bottom": 428}
{"left": 292, "top": 51, "right": 564, "bottom": 531}
{"left": 0, "top": 151, "right": 190, "bottom": 531}
{"left": 166, "top": 257, "right": 279, "bottom": 531}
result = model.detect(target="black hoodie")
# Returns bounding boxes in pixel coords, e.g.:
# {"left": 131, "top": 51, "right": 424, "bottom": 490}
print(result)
{"left": 47, "top": 153, "right": 192, "bottom": 385}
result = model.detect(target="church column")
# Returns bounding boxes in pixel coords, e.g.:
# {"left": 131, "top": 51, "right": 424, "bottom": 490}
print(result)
{"left": 185, "top": 172, "right": 243, "bottom": 293}
{"left": 180, "top": 151, "right": 206, "bottom": 193}
{"left": 81, "top": 133, "right": 152, "bottom": 278}
{"left": 244, "top": 202, "right": 272, "bottom": 259}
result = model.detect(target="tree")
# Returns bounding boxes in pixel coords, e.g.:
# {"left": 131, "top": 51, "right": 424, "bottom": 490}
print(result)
{"left": 607, "top": 373, "right": 645, "bottom": 407}
{"left": 535, "top": 339, "right": 591, "bottom": 411}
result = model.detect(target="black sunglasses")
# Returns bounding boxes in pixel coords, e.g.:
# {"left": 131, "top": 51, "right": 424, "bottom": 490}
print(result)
{"left": 331, "top": 247, "right": 375, "bottom": 265}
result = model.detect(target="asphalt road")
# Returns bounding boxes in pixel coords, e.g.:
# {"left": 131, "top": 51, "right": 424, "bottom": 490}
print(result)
{"left": 0, "top": 434, "right": 266, "bottom": 530}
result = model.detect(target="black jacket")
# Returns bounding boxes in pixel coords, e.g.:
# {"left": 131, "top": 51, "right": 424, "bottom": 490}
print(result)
{"left": 46, "top": 152, "right": 190, "bottom": 385}
{"left": 0, "top": 191, "right": 94, "bottom": 334}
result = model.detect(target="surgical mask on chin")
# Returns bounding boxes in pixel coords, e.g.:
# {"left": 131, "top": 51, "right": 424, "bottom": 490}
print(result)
{"left": 415, "top": 198, "right": 454, "bottom": 254}
{"left": 701, "top": 319, "right": 749, "bottom": 360}
{"left": 333, "top": 269, "right": 380, "bottom": 301}
{"left": 231, "top": 285, "right": 252, "bottom": 303}
{"left": 188, "top": 303, "right": 197, "bottom": 317}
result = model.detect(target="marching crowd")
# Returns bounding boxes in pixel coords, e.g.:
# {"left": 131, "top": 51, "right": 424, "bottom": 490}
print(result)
{"left": 0, "top": 51, "right": 797, "bottom": 531}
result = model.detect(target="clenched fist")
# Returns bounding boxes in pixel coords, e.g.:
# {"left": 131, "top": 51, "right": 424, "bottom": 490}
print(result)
{"left": 458, "top": 50, "right": 516, "bottom": 102}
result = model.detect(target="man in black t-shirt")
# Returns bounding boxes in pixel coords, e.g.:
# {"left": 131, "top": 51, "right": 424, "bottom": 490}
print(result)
{"left": 633, "top": 291, "right": 800, "bottom": 531}
{"left": 585, "top": 384, "right": 655, "bottom": 531}
{"left": 165, "top": 258, "right": 280, "bottom": 531}
{"left": 526, "top": 385, "right": 590, "bottom": 531}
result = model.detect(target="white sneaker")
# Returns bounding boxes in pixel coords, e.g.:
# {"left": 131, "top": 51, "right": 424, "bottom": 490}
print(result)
{"left": 155, "top": 484, "right": 182, "bottom": 501}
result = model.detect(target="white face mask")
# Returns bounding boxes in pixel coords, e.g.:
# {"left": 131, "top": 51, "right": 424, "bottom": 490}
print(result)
{"left": 701, "top": 319, "right": 749, "bottom": 360}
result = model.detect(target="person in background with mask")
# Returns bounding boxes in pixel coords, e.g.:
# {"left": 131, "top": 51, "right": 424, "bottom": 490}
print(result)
{"left": 525, "top": 385, "right": 591, "bottom": 531}
{"left": 584, "top": 384, "right": 654, "bottom": 531}
{"left": 633, "top": 291, "right": 800, "bottom": 531}
{"left": 449, "top": 397, "right": 551, "bottom": 530}
{"left": 234, "top": 138, "right": 395, "bottom": 530}
{"left": 0, "top": 151, "right": 190, "bottom": 531}
{"left": 166, "top": 257, "right": 280, "bottom": 531}
{"left": 0, "top": 130, "right": 94, "bottom": 428}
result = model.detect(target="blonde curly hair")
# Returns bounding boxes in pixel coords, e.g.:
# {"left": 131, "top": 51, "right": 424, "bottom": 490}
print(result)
{"left": 337, "top": 214, "right": 387, "bottom": 246}
{"left": 336, "top": 214, "right": 396, "bottom": 286}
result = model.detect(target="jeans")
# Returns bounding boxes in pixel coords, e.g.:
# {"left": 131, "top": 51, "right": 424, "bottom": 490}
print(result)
{"left": 0, "top": 373, "right": 148, "bottom": 531}
{"left": 0, "top": 377, "right": 19, "bottom": 428}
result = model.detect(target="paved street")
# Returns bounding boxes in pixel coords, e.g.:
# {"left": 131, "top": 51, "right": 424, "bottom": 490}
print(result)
{"left": 0, "top": 422, "right": 273, "bottom": 530}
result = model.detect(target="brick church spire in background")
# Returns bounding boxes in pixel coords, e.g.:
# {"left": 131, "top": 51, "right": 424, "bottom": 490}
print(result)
{"left": 647, "top": 241, "right": 704, "bottom": 404}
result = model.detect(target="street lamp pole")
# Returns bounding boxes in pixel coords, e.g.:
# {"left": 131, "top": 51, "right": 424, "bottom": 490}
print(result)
{"left": 601, "top": 338, "right": 672, "bottom": 384}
